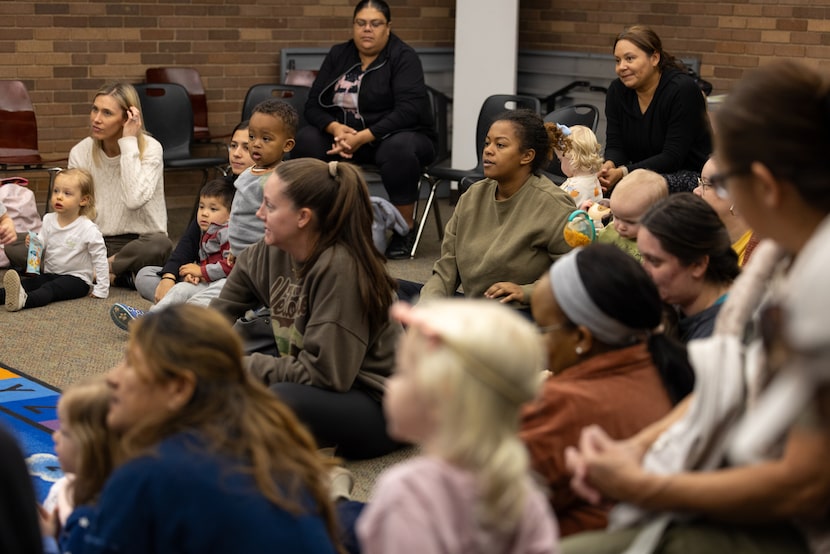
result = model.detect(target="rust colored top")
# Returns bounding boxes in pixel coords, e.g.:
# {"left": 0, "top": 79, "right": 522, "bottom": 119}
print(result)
{"left": 520, "top": 342, "right": 673, "bottom": 537}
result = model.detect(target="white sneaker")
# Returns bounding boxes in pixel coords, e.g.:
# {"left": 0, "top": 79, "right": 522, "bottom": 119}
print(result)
{"left": 4, "top": 271, "right": 27, "bottom": 312}
{"left": 328, "top": 466, "right": 355, "bottom": 501}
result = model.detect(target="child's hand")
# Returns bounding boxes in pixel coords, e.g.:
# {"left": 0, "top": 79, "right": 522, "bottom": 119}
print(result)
{"left": 484, "top": 281, "right": 524, "bottom": 304}
{"left": 0, "top": 214, "right": 16, "bottom": 245}
{"left": 184, "top": 274, "right": 201, "bottom": 285}
{"left": 227, "top": 253, "right": 236, "bottom": 267}
{"left": 179, "top": 263, "right": 201, "bottom": 279}
{"left": 24, "top": 234, "right": 30, "bottom": 247}
{"left": 37, "top": 504, "right": 60, "bottom": 541}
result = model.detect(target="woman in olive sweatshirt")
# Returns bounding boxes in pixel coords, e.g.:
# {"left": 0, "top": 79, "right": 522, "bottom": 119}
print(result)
{"left": 211, "top": 158, "right": 401, "bottom": 460}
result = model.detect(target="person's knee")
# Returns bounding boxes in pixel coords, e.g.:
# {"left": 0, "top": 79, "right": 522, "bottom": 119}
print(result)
{"left": 293, "top": 127, "right": 331, "bottom": 159}
{"left": 3, "top": 235, "right": 28, "bottom": 269}
{"left": 377, "top": 132, "right": 434, "bottom": 167}
{"left": 134, "top": 266, "right": 162, "bottom": 302}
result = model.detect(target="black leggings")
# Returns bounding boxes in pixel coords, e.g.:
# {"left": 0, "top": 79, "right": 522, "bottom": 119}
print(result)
{"left": 292, "top": 127, "right": 435, "bottom": 205}
{"left": 0, "top": 273, "right": 89, "bottom": 309}
{"left": 269, "top": 382, "right": 402, "bottom": 460}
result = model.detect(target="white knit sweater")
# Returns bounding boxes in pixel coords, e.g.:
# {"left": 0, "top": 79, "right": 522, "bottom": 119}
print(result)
{"left": 68, "top": 135, "right": 167, "bottom": 237}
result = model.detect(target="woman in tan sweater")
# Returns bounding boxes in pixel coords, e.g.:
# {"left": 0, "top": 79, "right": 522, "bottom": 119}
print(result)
{"left": 418, "top": 109, "right": 575, "bottom": 315}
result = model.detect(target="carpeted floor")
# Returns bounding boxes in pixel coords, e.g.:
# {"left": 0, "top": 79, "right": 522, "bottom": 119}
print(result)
{"left": 0, "top": 361, "right": 62, "bottom": 501}
{"left": 0, "top": 197, "right": 450, "bottom": 501}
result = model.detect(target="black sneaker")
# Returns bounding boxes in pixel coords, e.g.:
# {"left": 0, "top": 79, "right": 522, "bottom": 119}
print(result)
{"left": 112, "top": 272, "right": 136, "bottom": 289}
{"left": 385, "top": 228, "right": 416, "bottom": 260}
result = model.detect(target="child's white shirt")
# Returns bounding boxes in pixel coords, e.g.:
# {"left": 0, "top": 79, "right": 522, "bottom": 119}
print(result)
{"left": 43, "top": 474, "right": 75, "bottom": 526}
{"left": 560, "top": 174, "right": 602, "bottom": 207}
{"left": 38, "top": 213, "right": 109, "bottom": 298}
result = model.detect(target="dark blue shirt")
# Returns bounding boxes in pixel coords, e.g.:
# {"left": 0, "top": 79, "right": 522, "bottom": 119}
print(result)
{"left": 83, "top": 433, "right": 336, "bottom": 554}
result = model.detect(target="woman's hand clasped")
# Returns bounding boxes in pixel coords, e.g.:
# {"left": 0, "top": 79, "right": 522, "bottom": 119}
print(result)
{"left": 565, "top": 424, "right": 653, "bottom": 507}
{"left": 598, "top": 162, "right": 625, "bottom": 194}
{"left": 326, "top": 123, "right": 373, "bottom": 159}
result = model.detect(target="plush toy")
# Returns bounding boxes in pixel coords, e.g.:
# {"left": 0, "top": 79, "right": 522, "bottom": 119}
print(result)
{"left": 587, "top": 201, "right": 612, "bottom": 230}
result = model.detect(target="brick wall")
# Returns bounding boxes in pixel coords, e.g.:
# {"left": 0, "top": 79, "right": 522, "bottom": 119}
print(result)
{"left": 519, "top": 1, "right": 830, "bottom": 95}
{"left": 2, "top": 1, "right": 828, "bottom": 203}
{"left": 0, "top": 0, "right": 456, "bottom": 202}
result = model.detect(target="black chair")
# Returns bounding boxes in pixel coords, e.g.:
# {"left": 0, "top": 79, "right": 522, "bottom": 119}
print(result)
{"left": 145, "top": 67, "right": 230, "bottom": 143}
{"left": 426, "top": 94, "right": 541, "bottom": 196}
{"left": 409, "top": 85, "right": 452, "bottom": 257}
{"left": 133, "top": 83, "right": 228, "bottom": 186}
{"left": 353, "top": 86, "right": 450, "bottom": 258}
{"left": 543, "top": 103, "right": 601, "bottom": 182}
{"left": 241, "top": 84, "right": 309, "bottom": 129}
{"left": 540, "top": 80, "right": 608, "bottom": 114}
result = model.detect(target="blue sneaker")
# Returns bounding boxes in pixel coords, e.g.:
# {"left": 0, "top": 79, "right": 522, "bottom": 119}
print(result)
{"left": 110, "top": 303, "right": 145, "bottom": 331}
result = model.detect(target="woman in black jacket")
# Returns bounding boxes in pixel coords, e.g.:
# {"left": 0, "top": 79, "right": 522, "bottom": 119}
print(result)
{"left": 293, "top": 0, "right": 436, "bottom": 259}
{"left": 598, "top": 25, "right": 711, "bottom": 195}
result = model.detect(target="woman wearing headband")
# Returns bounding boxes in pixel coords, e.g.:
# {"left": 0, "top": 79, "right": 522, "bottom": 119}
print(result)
{"left": 211, "top": 158, "right": 401, "bottom": 460}
{"left": 520, "top": 243, "right": 694, "bottom": 537}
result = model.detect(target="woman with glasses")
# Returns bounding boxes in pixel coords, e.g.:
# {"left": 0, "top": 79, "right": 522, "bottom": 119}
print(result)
{"left": 133, "top": 120, "right": 254, "bottom": 304}
{"left": 292, "top": 0, "right": 436, "bottom": 259}
{"left": 562, "top": 60, "right": 830, "bottom": 554}
{"left": 694, "top": 157, "right": 759, "bottom": 267}
{"left": 638, "top": 193, "right": 739, "bottom": 342}
{"left": 598, "top": 26, "right": 711, "bottom": 195}
{"left": 520, "top": 243, "right": 694, "bottom": 537}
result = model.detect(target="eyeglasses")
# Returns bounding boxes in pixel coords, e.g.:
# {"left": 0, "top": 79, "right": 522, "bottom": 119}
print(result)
{"left": 353, "top": 19, "right": 387, "bottom": 29}
{"left": 537, "top": 323, "right": 565, "bottom": 335}
{"left": 697, "top": 176, "right": 730, "bottom": 200}
{"left": 705, "top": 168, "right": 748, "bottom": 200}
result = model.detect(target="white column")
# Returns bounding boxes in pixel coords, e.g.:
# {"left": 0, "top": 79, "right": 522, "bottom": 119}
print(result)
{"left": 451, "top": 0, "right": 519, "bottom": 173}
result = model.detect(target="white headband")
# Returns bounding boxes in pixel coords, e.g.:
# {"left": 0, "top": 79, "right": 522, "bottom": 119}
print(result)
{"left": 549, "top": 248, "right": 642, "bottom": 346}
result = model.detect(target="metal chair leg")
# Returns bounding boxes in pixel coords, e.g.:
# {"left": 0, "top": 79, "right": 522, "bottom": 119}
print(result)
{"left": 410, "top": 179, "right": 441, "bottom": 258}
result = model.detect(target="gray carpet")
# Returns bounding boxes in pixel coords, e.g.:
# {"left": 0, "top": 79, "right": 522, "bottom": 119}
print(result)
{"left": 0, "top": 198, "right": 450, "bottom": 500}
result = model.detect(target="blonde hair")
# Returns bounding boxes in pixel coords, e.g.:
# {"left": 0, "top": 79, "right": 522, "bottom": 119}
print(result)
{"left": 402, "top": 299, "right": 544, "bottom": 533}
{"left": 58, "top": 377, "right": 120, "bottom": 507}
{"left": 561, "top": 125, "right": 604, "bottom": 173}
{"left": 124, "top": 304, "right": 342, "bottom": 551}
{"left": 611, "top": 168, "right": 668, "bottom": 209}
{"left": 90, "top": 82, "right": 147, "bottom": 165}
{"left": 56, "top": 168, "right": 97, "bottom": 220}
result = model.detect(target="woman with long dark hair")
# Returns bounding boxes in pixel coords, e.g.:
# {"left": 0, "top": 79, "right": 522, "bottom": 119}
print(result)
{"left": 212, "top": 158, "right": 401, "bottom": 460}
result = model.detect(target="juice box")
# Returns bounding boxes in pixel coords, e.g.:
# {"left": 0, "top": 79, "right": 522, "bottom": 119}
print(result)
{"left": 25, "top": 231, "right": 43, "bottom": 275}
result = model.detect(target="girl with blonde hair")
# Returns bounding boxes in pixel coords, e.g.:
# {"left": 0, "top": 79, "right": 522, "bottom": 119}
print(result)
{"left": 554, "top": 124, "right": 604, "bottom": 207}
{"left": 2, "top": 167, "right": 109, "bottom": 311}
{"left": 357, "top": 299, "right": 559, "bottom": 553}
{"left": 41, "top": 377, "right": 120, "bottom": 551}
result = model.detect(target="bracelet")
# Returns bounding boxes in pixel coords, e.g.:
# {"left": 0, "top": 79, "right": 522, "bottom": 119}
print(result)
{"left": 161, "top": 276, "right": 176, "bottom": 282}
{"left": 620, "top": 165, "right": 629, "bottom": 177}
